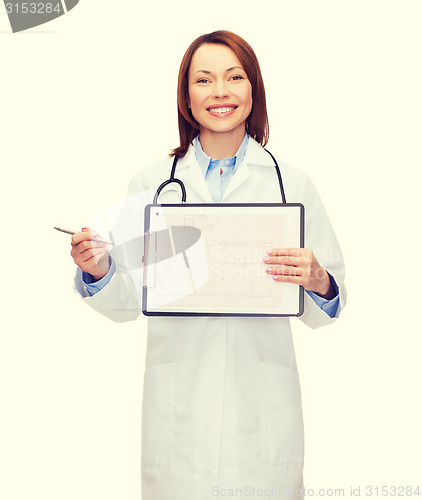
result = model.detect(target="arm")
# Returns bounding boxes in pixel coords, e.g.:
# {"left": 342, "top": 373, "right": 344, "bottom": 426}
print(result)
{"left": 264, "top": 249, "right": 340, "bottom": 318}
{"left": 265, "top": 174, "right": 346, "bottom": 328}
{"left": 71, "top": 180, "right": 156, "bottom": 322}
{"left": 71, "top": 226, "right": 142, "bottom": 322}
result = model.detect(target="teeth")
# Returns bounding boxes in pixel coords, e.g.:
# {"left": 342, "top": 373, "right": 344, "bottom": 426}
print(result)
{"left": 209, "top": 107, "right": 234, "bottom": 113}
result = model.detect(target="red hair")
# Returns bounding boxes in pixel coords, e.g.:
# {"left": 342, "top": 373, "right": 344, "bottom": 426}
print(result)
{"left": 171, "top": 30, "right": 269, "bottom": 157}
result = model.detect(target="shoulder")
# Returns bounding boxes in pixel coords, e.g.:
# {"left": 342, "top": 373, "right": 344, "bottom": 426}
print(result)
{"left": 127, "top": 155, "right": 175, "bottom": 195}
{"left": 247, "top": 137, "right": 309, "bottom": 177}
{"left": 246, "top": 137, "right": 313, "bottom": 200}
{"left": 127, "top": 143, "right": 197, "bottom": 196}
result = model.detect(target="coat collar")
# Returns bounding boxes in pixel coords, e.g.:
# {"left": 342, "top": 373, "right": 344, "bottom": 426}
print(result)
{"left": 174, "top": 137, "right": 275, "bottom": 202}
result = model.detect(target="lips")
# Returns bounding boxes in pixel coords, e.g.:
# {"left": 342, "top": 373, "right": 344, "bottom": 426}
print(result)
{"left": 206, "top": 104, "right": 238, "bottom": 116}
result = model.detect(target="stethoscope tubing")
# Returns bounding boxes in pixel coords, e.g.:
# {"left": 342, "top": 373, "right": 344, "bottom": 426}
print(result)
{"left": 153, "top": 148, "right": 286, "bottom": 204}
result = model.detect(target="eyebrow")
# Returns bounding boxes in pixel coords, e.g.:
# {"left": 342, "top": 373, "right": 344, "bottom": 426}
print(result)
{"left": 193, "top": 66, "right": 245, "bottom": 76}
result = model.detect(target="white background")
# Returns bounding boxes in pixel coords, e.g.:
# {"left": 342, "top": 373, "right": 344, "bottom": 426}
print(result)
{"left": 1, "top": 1, "right": 421, "bottom": 498}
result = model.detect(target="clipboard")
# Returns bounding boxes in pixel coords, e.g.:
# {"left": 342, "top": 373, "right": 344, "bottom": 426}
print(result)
{"left": 142, "top": 203, "right": 304, "bottom": 317}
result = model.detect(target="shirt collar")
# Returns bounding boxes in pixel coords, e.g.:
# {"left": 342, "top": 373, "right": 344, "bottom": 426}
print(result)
{"left": 194, "top": 132, "right": 249, "bottom": 178}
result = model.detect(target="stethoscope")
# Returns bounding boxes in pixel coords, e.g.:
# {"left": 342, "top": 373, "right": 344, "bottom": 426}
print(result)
{"left": 153, "top": 148, "right": 286, "bottom": 204}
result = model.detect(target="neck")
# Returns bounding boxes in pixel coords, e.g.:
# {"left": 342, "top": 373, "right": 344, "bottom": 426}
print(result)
{"left": 199, "top": 127, "right": 245, "bottom": 160}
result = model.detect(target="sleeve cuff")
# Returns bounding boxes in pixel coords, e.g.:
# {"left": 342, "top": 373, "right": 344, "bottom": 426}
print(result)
{"left": 306, "top": 273, "right": 340, "bottom": 318}
{"left": 81, "top": 257, "right": 116, "bottom": 296}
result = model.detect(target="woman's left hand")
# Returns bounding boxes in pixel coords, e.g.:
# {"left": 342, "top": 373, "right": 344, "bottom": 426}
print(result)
{"left": 263, "top": 248, "right": 336, "bottom": 300}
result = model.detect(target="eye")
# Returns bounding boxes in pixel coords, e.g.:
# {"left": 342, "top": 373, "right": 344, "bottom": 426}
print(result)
{"left": 196, "top": 78, "right": 210, "bottom": 84}
{"left": 229, "top": 75, "right": 245, "bottom": 82}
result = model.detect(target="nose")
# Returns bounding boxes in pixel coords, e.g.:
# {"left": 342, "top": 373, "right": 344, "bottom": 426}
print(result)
{"left": 213, "top": 79, "right": 230, "bottom": 99}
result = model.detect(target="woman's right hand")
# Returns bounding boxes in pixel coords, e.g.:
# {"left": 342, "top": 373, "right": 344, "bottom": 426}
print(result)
{"left": 70, "top": 227, "right": 110, "bottom": 281}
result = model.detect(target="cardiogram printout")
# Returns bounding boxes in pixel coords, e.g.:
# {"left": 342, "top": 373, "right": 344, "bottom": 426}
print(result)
{"left": 143, "top": 204, "right": 304, "bottom": 316}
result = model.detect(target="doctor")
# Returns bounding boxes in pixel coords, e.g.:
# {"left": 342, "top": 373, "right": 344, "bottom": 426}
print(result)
{"left": 71, "top": 31, "right": 346, "bottom": 500}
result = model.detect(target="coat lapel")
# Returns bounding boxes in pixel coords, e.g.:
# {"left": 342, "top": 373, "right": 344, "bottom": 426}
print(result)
{"left": 222, "top": 137, "right": 274, "bottom": 201}
{"left": 221, "top": 160, "right": 251, "bottom": 200}
{"left": 176, "top": 145, "right": 214, "bottom": 203}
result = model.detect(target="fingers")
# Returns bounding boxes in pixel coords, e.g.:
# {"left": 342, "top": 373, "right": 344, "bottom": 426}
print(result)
{"left": 70, "top": 242, "right": 107, "bottom": 263}
{"left": 263, "top": 255, "right": 301, "bottom": 265}
{"left": 265, "top": 263, "right": 303, "bottom": 283}
{"left": 264, "top": 248, "right": 313, "bottom": 266}
{"left": 70, "top": 227, "right": 109, "bottom": 278}
{"left": 266, "top": 248, "right": 302, "bottom": 257}
{"left": 71, "top": 227, "right": 99, "bottom": 246}
{"left": 263, "top": 247, "right": 330, "bottom": 293}
{"left": 81, "top": 251, "right": 109, "bottom": 271}
{"left": 265, "top": 265, "right": 303, "bottom": 276}
{"left": 269, "top": 274, "right": 303, "bottom": 284}
{"left": 80, "top": 254, "right": 110, "bottom": 280}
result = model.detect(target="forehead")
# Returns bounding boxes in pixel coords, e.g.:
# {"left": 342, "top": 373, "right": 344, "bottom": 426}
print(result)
{"left": 189, "top": 43, "right": 244, "bottom": 75}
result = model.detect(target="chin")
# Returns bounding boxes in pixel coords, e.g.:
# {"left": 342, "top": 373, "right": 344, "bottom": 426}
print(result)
{"left": 204, "top": 121, "right": 246, "bottom": 135}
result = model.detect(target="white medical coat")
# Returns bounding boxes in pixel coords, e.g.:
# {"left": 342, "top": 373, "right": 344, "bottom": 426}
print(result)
{"left": 74, "top": 137, "right": 346, "bottom": 500}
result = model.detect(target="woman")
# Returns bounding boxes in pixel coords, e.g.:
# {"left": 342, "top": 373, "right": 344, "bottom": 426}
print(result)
{"left": 72, "top": 31, "right": 346, "bottom": 500}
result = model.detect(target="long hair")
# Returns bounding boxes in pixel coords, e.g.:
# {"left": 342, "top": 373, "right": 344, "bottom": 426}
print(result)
{"left": 171, "top": 30, "right": 269, "bottom": 157}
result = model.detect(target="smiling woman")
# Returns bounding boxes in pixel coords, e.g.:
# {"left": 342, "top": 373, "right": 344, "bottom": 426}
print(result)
{"left": 173, "top": 30, "right": 269, "bottom": 158}
{"left": 70, "top": 30, "right": 346, "bottom": 500}
{"left": 187, "top": 44, "right": 253, "bottom": 156}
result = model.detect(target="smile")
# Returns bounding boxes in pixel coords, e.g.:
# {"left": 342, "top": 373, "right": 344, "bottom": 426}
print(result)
{"left": 206, "top": 105, "right": 238, "bottom": 117}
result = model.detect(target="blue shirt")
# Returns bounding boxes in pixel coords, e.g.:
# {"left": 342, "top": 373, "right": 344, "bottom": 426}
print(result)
{"left": 82, "top": 135, "right": 340, "bottom": 317}
{"left": 194, "top": 133, "right": 249, "bottom": 202}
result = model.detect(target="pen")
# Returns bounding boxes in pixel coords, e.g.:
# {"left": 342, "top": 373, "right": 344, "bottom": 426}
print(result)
{"left": 54, "top": 226, "right": 115, "bottom": 245}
